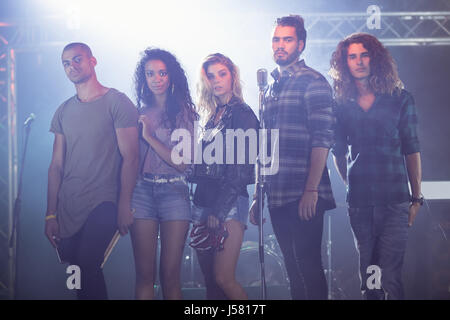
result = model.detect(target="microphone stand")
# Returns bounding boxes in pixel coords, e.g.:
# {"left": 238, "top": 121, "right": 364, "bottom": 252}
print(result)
{"left": 326, "top": 214, "right": 332, "bottom": 299}
{"left": 257, "top": 83, "right": 267, "bottom": 300}
{"left": 9, "top": 120, "right": 33, "bottom": 299}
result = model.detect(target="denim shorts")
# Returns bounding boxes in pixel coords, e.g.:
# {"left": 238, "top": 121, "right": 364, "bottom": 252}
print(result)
{"left": 131, "top": 175, "right": 191, "bottom": 222}
{"left": 192, "top": 195, "right": 249, "bottom": 227}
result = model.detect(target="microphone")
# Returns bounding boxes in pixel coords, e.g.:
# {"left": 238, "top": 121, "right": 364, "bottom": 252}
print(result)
{"left": 257, "top": 68, "right": 268, "bottom": 91}
{"left": 137, "top": 107, "right": 146, "bottom": 138}
{"left": 256, "top": 68, "right": 268, "bottom": 300}
{"left": 24, "top": 113, "right": 36, "bottom": 126}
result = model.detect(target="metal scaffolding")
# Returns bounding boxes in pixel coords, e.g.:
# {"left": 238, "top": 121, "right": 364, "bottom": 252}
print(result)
{"left": 0, "top": 16, "right": 73, "bottom": 300}
{"left": 0, "top": 11, "right": 449, "bottom": 299}
{"left": 304, "top": 12, "right": 450, "bottom": 46}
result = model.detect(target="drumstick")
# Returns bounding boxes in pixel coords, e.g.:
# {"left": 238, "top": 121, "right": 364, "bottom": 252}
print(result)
{"left": 101, "top": 230, "right": 120, "bottom": 269}
{"left": 101, "top": 208, "right": 135, "bottom": 269}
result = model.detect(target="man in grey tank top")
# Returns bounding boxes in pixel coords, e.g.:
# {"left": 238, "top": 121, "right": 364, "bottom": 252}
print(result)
{"left": 44, "top": 42, "right": 139, "bottom": 299}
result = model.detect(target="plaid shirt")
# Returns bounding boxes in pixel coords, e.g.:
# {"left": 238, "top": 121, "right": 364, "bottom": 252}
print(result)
{"left": 263, "top": 60, "right": 336, "bottom": 210}
{"left": 332, "top": 89, "right": 420, "bottom": 207}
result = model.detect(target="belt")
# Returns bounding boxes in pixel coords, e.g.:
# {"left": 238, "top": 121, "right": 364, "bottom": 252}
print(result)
{"left": 143, "top": 173, "right": 187, "bottom": 184}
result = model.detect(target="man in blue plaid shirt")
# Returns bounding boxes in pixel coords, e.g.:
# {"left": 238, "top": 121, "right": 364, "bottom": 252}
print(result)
{"left": 330, "top": 33, "right": 422, "bottom": 300}
{"left": 250, "top": 15, "right": 336, "bottom": 300}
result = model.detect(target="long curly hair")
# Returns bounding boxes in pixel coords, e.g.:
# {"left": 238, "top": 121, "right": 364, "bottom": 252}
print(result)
{"left": 197, "top": 53, "right": 243, "bottom": 125}
{"left": 329, "top": 33, "right": 403, "bottom": 104}
{"left": 134, "top": 48, "right": 197, "bottom": 129}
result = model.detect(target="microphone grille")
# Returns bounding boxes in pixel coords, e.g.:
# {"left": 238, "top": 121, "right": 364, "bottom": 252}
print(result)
{"left": 257, "top": 68, "right": 268, "bottom": 88}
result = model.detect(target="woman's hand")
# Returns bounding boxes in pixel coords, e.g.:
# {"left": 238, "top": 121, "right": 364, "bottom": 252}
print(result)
{"left": 117, "top": 204, "right": 135, "bottom": 236}
{"left": 138, "top": 115, "right": 155, "bottom": 141}
{"left": 207, "top": 215, "right": 220, "bottom": 229}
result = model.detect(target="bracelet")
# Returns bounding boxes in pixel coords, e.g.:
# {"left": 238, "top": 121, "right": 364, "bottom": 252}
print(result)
{"left": 45, "top": 214, "right": 57, "bottom": 221}
{"left": 305, "top": 189, "right": 318, "bottom": 193}
{"left": 410, "top": 195, "right": 424, "bottom": 206}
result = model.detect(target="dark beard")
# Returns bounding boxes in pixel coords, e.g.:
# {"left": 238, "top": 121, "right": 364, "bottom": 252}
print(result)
{"left": 274, "top": 49, "right": 301, "bottom": 66}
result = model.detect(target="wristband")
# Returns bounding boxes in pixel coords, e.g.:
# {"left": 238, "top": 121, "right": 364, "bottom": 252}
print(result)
{"left": 305, "top": 189, "right": 318, "bottom": 193}
{"left": 410, "top": 196, "right": 424, "bottom": 206}
{"left": 45, "top": 214, "right": 57, "bottom": 221}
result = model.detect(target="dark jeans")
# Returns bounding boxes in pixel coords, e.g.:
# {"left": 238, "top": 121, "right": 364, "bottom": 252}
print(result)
{"left": 349, "top": 202, "right": 409, "bottom": 300}
{"left": 269, "top": 199, "right": 327, "bottom": 300}
{"left": 59, "top": 201, "right": 117, "bottom": 300}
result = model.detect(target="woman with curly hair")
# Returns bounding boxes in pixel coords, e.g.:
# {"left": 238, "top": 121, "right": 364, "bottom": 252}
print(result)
{"left": 330, "top": 33, "right": 422, "bottom": 300}
{"left": 130, "top": 48, "right": 197, "bottom": 299}
{"left": 189, "top": 53, "right": 259, "bottom": 300}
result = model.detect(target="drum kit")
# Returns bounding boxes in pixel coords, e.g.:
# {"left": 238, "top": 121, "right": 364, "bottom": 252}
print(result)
{"left": 157, "top": 217, "right": 349, "bottom": 299}
{"left": 180, "top": 233, "right": 288, "bottom": 289}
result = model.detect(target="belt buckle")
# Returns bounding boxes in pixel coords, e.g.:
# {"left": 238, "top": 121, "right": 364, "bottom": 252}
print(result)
{"left": 155, "top": 175, "right": 168, "bottom": 183}
{"left": 143, "top": 174, "right": 185, "bottom": 184}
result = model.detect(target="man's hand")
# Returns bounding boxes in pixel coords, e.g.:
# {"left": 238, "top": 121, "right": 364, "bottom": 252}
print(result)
{"left": 298, "top": 191, "right": 318, "bottom": 221}
{"left": 116, "top": 126, "right": 139, "bottom": 236}
{"left": 249, "top": 197, "right": 266, "bottom": 226}
{"left": 45, "top": 218, "right": 60, "bottom": 248}
{"left": 117, "top": 203, "right": 134, "bottom": 236}
{"left": 408, "top": 202, "right": 420, "bottom": 227}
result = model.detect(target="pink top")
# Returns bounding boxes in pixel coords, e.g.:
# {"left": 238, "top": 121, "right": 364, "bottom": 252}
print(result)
{"left": 142, "top": 106, "right": 194, "bottom": 175}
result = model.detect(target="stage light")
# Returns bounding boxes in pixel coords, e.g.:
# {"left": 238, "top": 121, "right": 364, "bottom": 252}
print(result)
{"left": 65, "top": 5, "right": 80, "bottom": 30}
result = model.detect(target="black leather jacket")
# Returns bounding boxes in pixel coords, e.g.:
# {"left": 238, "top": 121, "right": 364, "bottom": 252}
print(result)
{"left": 194, "top": 96, "right": 259, "bottom": 221}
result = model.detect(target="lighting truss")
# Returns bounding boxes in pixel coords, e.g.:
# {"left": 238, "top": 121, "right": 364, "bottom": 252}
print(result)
{"left": 304, "top": 12, "right": 450, "bottom": 46}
